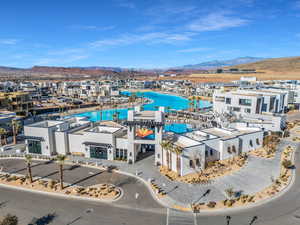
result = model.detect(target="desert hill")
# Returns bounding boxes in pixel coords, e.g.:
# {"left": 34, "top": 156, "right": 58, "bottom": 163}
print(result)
{"left": 229, "top": 56, "right": 300, "bottom": 72}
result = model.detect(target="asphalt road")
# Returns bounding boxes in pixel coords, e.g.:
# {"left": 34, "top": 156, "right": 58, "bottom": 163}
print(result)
{"left": 0, "top": 159, "right": 163, "bottom": 211}
{"left": 0, "top": 186, "right": 167, "bottom": 225}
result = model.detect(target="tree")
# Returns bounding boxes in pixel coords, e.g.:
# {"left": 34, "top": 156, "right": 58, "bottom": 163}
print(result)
{"left": 174, "top": 146, "right": 183, "bottom": 175}
{"left": 56, "top": 154, "right": 67, "bottom": 190}
{"left": 12, "top": 120, "right": 22, "bottom": 145}
{"left": 25, "top": 154, "right": 33, "bottom": 183}
{"left": 196, "top": 96, "right": 202, "bottom": 112}
{"left": 0, "top": 214, "right": 18, "bottom": 225}
{"left": 0, "top": 128, "right": 7, "bottom": 146}
{"left": 188, "top": 96, "right": 197, "bottom": 112}
{"left": 160, "top": 140, "right": 171, "bottom": 168}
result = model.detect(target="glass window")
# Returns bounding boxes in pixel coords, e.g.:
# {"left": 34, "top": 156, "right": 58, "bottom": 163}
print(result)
{"left": 239, "top": 99, "right": 252, "bottom": 106}
{"left": 210, "top": 149, "right": 213, "bottom": 156}
{"left": 256, "top": 138, "right": 260, "bottom": 145}
{"left": 196, "top": 158, "right": 201, "bottom": 167}
{"left": 250, "top": 140, "right": 253, "bottom": 147}
{"left": 225, "top": 98, "right": 231, "bottom": 104}
{"left": 244, "top": 108, "right": 251, "bottom": 113}
{"left": 189, "top": 160, "right": 195, "bottom": 168}
{"left": 28, "top": 140, "right": 42, "bottom": 154}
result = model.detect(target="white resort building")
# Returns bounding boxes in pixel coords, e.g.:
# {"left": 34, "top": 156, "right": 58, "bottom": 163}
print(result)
{"left": 23, "top": 107, "right": 264, "bottom": 176}
{"left": 213, "top": 89, "right": 287, "bottom": 132}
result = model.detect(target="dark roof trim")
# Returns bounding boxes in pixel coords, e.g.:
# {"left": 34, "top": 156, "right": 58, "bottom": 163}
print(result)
{"left": 82, "top": 142, "right": 112, "bottom": 148}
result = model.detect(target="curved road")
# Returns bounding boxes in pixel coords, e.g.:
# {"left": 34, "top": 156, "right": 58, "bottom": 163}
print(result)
{"left": 0, "top": 142, "right": 299, "bottom": 225}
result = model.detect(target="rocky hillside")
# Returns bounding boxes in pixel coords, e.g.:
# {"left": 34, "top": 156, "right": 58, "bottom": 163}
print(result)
{"left": 230, "top": 56, "right": 300, "bottom": 72}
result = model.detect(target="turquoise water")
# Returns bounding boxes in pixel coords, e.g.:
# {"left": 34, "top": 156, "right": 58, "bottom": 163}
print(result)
{"left": 74, "top": 91, "right": 211, "bottom": 134}
{"left": 121, "top": 91, "right": 211, "bottom": 111}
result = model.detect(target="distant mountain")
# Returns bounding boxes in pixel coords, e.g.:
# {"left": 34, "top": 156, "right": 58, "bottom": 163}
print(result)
{"left": 180, "top": 57, "right": 266, "bottom": 70}
{"left": 229, "top": 56, "right": 300, "bottom": 72}
{"left": 0, "top": 66, "right": 25, "bottom": 72}
{"left": 69, "top": 66, "right": 123, "bottom": 72}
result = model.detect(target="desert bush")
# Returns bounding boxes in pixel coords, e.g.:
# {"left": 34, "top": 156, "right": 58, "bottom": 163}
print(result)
{"left": 0, "top": 214, "right": 18, "bottom": 225}
{"left": 206, "top": 201, "right": 216, "bottom": 208}
{"left": 282, "top": 160, "right": 293, "bottom": 169}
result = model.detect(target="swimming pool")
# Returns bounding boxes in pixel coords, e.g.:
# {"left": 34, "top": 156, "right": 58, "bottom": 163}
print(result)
{"left": 74, "top": 91, "right": 211, "bottom": 134}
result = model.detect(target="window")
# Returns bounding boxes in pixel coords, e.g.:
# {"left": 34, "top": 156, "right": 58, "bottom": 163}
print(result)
{"left": 232, "top": 146, "right": 236, "bottom": 153}
{"left": 250, "top": 140, "right": 253, "bottom": 147}
{"left": 157, "top": 154, "right": 160, "bottom": 159}
{"left": 256, "top": 138, "right": 260, "bottom": 145}
{"left": 225, "top": 98, "right": 231, "bottom": 104}
{"left": 239, "top": 99, "right": 252, "bottom": 106}
{"left": 227, "top": 146, "right": 232, "bottom": 153}
{"left": 205, "top": 150, "right": 208, "bottom": 157}
{"left": 232, "top": 107, "right": 241, "bottom": 112}
{"left": 244, "top": 108, "right": 251, "bottom": 113}
{"left": 189, "top": 160, "right": 195, "bottom": 168}
{"left": 196, "top": 159, "right": 201, "bottom": 167}
{"left": 210, "top": 149, "right": 213, "bottom": 156}
{"left": 215, "top": 96, "right": 225, "bottom": 102}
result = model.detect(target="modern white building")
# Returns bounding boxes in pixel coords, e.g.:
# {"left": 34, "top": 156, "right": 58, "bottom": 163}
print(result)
{"left": 164, "top": 127, "right": 264, "bottom": 176}
{"left": 213, "top": 89, "right": 288, "bottom": 116}
{"left": 23, "top": 107, "right": 264, "bottom": 177}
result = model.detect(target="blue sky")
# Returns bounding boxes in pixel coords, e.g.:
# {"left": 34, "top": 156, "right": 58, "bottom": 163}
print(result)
{"left": 1, "top": 0, "right": 300, "bottom": 68}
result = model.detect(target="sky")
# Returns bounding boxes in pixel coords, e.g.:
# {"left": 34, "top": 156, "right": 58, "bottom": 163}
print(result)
{"left": 0, "top": 0, "right": 300, "bottom": 68}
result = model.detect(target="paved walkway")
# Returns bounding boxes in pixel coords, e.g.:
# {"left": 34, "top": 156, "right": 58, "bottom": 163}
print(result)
{"left": 68, "top": 137, "right": 298, "bottom": 208}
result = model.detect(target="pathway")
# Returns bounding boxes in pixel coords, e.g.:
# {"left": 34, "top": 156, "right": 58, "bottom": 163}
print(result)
{"left": 68, "top": 137, "right": 297, "bottom": 208}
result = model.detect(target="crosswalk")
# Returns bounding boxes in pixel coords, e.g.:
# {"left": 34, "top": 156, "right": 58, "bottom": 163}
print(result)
{"left": 167, "top": 209, "right": 197, "bottom": 225}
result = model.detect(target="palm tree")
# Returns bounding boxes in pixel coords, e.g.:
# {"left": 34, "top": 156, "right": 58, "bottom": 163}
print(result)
{"left": 160, "top": 140, "right": 171, "bottom": 167}
{"left": 99, "top": 103, "right": 103, "bottom": 122}
{"left": 160, "top": 141, "right": 172, "bottom": 170}
{"left": 25, "top": 154, "right": 33, "bottom": 183}
{"left": 56, "top": 154, "right": 67, "bottom": 190}
{"left": 174, "top": 146, "right": 183, "bottom": 175}
{"left": 196, "top": 96, "right": 202, "bottom": 112}
{"left": 12, "top": 120, "right": 22, "bottom": 145}
{"left": 188, "top": 96, "right": 196, "bottom": 112}
{"left": 0, "top": 128, "right": 7, "bottom": 146}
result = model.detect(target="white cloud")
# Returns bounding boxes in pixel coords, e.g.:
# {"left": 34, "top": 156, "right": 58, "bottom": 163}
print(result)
{"left": 34, "top": 55, "right": 89, "bottom": 66}
{"left": 69, "top": 25, "right": 115, "bottom": 31}
{"left": 89, "top": 32, "right": 193, "bottom": 48}
{"left": 0, "top": 39, "right": 19, "bottom": 45}
{"left": 177, "top": 47, "right": 212, "bottom": 53}
{"left": 187, "top": 12, "right": 249, "bottom": 32}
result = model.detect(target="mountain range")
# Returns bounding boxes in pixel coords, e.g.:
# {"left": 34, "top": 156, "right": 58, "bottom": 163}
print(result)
{"left": 179, "top": 57, "right": 265, "bottom": 70}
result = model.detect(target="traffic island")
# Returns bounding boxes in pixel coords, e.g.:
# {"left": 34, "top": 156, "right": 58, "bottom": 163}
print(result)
{"left": 0, "top": 174, "right": 121, "bottom": 202}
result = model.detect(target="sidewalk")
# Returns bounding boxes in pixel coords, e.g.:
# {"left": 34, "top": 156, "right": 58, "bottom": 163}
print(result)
{"left": 68, "top": 138, "right": 298, "bottom": 208}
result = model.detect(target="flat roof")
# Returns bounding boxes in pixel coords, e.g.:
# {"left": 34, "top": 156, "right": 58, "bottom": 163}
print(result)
{"left": 172, "top": 135, "right": 202, "bottom": 148}
{"left": 135, "top": 111, "right": 156, "bottom": 117}
{"left": 29, "top": 120, "right": 65, "bottom": 128}
{"left": 88, "top": 125, "right": 121, "bottom": 134}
